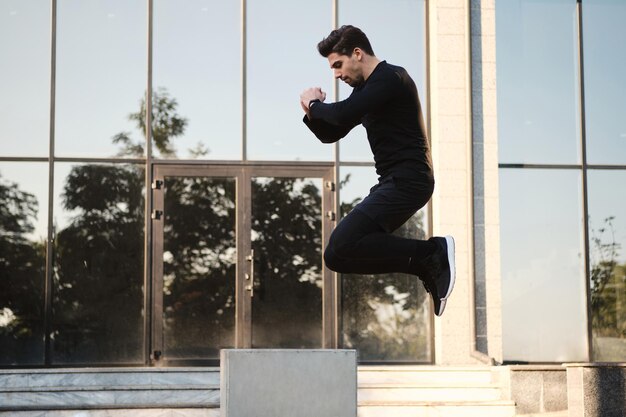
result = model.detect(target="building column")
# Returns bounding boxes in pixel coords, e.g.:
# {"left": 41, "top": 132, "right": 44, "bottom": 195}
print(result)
{"left": 428, "top": 0, "right": 501, "bottom": 364}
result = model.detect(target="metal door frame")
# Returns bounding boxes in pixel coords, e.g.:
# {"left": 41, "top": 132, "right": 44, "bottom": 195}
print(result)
{"left": 150, "top": 163, "right": 336, "bottom": 365}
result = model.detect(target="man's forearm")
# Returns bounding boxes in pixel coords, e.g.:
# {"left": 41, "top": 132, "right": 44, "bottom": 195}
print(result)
{"left": 303, "top": 115, "right": 352, "bottom": 143}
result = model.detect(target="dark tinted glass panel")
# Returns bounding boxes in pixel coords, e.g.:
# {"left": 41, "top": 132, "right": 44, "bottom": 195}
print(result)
{"left": 339, "top": 167, "right": 431, "bottom": 361}
{"left": 162, "top": 177, "right": 236, "bottom": 359}
{"left": 247, "top": 0, "right": 332, "bottom": 161}
{"left": 51, "top": 163, "right": 144, "bottom": 364}
{"left": 339, "top": 0, "right": 428, "bottom": 163}
{"left": 251, "top": 177, "right": 323, "bottom": 348}
{"left": 0, "top": 163, "right": 48, "bottom": 365}
{"left": 0, "top": 1, "right": 50, "bottom": 157}
{"left": 588, "top": 170, "right": 626, "bottom": 361}
{"left": 497, "top": 0, "right": 581, "bottom": 164}
{"left": 582, "top": 0, "right": 626, "bottom": 164}
{"left": 55, "top": 0, "right": 146, "bottom": 158}
{"left": 499, "top": 168, "right": 587, "bottom": 362}
{"left": 153, "top": 0, "right": 240, "bottom": 159}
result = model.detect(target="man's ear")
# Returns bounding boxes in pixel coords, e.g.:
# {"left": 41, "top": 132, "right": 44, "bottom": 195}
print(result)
{"left": 353, "top": 47, "right": 363, "bottom": 61}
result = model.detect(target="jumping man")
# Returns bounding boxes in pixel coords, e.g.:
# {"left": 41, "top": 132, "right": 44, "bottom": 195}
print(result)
{"left": 300, "top": 25, "right": 456, "bottom": 316}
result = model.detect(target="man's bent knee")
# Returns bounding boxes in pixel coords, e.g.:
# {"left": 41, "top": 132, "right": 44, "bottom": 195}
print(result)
{"left": 324, "top": 246, "right": 347, "bottom": 273}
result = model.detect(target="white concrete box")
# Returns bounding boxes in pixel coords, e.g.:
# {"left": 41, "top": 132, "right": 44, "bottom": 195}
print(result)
{"left": 220, "top": 349, "right": 357, "bottom": 417}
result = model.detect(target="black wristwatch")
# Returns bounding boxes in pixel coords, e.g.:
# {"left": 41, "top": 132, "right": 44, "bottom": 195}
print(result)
{"left": 308, "top": 99, "right": 321, "bottom": 109}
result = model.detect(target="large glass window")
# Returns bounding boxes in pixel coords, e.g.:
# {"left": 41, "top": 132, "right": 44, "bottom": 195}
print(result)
{"left": 582, "top": 0, "right": 626, "bottom": 165}
{"left": 0, "top": 1, "right": 50, "bottom": 157}
{"left": 0, "top": 163, "right": 48, "bottom": 366}
{"left": 338, "top": 0, "right": 427, "bottom": 163}
{"left": 499, "top": 169, "right": 587, "bottom": 362}
{"left": 498, "top": 0, "right": 626, "bottom": 363}
{"left": 1, "top": 0, "right": 432, "bottom": 366}
{"left": 246, "top": 0, "right": 333, "bottom": 161}
{"left": 497, "top": 0, "right": 581, "bottom": 165}
{"left": 339, "top": 167, "right": 431, "bottom": 362}
{"left": 55, "top": 0, "right": 146, "bottom": 158}
{"left": 51, "top": 163, "right": 144, "bottom": 364}
{"left": 153, "top": 0, "right": 241, "bottom": 160}
{"left": 588, "top": 170, "right": 626, "bottom": 361}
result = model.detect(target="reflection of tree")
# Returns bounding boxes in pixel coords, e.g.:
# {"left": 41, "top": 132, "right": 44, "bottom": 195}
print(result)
{"left": 341, "top": 175, "right": 430, "bottom": 361}
{"left": 113, "top": 87, "right": 188, "bottom": 158}
{"left": 51, "top": 88, "right": 187, "bottom": 362}
{"left": 162, "top": 177, "right": 236, "bottom": 357}
{"left": 590, "top": 216, "right": 626, "bottom": 354}
{"left": 53, "top": 164, "right": 145, "bottom": 362}
{"left": 251, "top": 178, "right": 323, "bottom": 348}
{"left": 0, "top": 174, "right": 45, "bottom": 365}
{"left": 50, "top": 88, "right": 230, "bottom": 360}
{"left": 162, "top": 175, "right": 326, "bottom": 354}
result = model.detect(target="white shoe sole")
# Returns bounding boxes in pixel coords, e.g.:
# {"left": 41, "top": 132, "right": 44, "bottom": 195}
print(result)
{"left": 443, "top": 235, "right": 456, "bottom": 300}
{"left": 438, "top": 299, "right": 447, "bottom": 316}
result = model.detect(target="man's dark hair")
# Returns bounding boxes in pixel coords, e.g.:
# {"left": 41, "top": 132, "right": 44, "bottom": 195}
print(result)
{"left": 317, "top": 25, "right": 375, "bottom": 58}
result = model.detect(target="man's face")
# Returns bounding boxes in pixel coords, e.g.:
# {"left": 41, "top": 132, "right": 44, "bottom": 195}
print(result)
{"left": 327, "top": 50, "right": 364, "bottom": 87}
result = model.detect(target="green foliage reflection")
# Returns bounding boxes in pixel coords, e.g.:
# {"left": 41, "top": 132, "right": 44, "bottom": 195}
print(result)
{"left": 251, "top": 177, "right": 323, "bottom": 348}
{"left": 53, "top": 164, "right": 145, "bottom": 363}
{"left": 162, "top": 177, "right": 236, "bottom": 358}
{"left": 0, "top": 174, "right": 45, "bottom": 365}
{"left": 591, "top": 216, "right": 626, "bottom": 361}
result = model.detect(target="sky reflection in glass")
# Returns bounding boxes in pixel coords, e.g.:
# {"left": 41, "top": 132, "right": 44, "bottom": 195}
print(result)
{"left": 0, "top": 1, "right": 50, "bottom": 157}
{"left": 582, "top": 0, "right": 626, "bottom": 165}
{"left": 499, "top": 168, "right": 587, "bottom": 362}
{"left": 497, "top": 0, "right": 581, "bottom": 165}
{"left": 55, "top": 0, "right": 146, "bottom": 158}
{"left": 247, "top": 0, "right": 333, "bottom": 161}
{"left": 153, "top": 0, "right": 240, "bottom": 160}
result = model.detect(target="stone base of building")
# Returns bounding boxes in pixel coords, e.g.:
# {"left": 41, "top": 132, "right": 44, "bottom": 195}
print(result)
{"left": 0, "top": 363, "right": 623, "bottom": 417}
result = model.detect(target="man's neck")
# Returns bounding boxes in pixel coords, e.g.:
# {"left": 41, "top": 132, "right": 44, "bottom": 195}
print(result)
{"left": 362, "top": 56, "right": 382, "bottom": 81}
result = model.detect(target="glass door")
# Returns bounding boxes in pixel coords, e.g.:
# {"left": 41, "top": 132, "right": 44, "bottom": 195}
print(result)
{"left": 245, "top": 167, "right": 335, "bottom": 348}
{"left": 151, "top": 165, "right": 242, "bottom": 364}
{"left": 151, "top": 164, "right": 335, "bottom": 364}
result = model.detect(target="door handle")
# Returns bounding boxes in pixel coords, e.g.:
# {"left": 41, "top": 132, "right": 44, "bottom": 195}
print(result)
{"left": 245, "top": 249, "right": 254, "bottom": 297}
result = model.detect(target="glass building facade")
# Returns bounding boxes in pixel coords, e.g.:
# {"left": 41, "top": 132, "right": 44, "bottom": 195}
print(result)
{"left": 1, "top": 0, "right": 624, "bottom": 370}
{"left": 0, "top": 0, "right": 430, "bottom": 366}
{"left": 497, "top": 0, "right": 626, "bottom": 362}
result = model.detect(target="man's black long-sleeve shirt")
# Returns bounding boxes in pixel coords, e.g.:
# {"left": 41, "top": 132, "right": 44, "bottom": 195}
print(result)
{"left": 303, "top": 61, "right": 433, "bottom": 181}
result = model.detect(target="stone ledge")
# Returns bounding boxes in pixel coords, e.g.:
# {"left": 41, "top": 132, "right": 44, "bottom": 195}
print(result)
{"left": 0, "top": 408, "right": 220, "bottom": 417}
{"left": 0, "top": 367, "right": 219, "bottom": 374}
{"left": 508, "top": 365, "right": 567, "bottom": 371}
{"left": 359, "top": 399, "right": 514, "bottom": 406}
{"left": 563, "top": 362, "right": 626, "bottom": 368}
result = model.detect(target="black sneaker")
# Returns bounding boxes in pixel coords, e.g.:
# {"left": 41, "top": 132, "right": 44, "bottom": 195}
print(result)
{"left": 420, "top": 235, "right": 456, "bottom": 316}
{"left": 421, "top": 275, "right": 444, "bottom": 317}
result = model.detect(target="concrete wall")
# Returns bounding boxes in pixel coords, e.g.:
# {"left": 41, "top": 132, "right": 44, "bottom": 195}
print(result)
{"left": 220, "top": 349, "right": 357, "bottom": 417}
{"left": 470, "top": 0, "right": 502, "bottom": 365}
